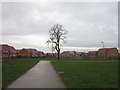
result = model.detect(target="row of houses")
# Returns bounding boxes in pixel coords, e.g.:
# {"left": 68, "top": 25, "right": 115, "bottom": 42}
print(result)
{"left": 0, "top": 44, "right": 44, "bottom": 58}
{"left": 61, "top": 48, "right": 119, "bottom": 60}
{"left": 0, "top": 44, "right": 119, "bottom": 60}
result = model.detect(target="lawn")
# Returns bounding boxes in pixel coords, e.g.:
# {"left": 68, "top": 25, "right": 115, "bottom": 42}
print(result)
{"left": 2, "top": 58, "right": 40, "bottom": 88}
{"left": 51, "top": 60, "right": 118, "bottom": 88}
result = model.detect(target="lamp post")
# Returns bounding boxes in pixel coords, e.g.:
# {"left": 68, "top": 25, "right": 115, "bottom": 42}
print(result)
{"left": 51, "top": 37, "right": 54, "bottom": 60}
{"left": 101, "top": 42, "right": 104, "bottom": 48}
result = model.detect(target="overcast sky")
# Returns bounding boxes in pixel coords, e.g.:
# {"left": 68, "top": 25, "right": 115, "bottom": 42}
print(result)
{"left": 1, "top": 2, "right": 118, "bottom": 52}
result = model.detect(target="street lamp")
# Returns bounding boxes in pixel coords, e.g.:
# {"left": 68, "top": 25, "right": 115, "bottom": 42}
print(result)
{"left": 101, "top": 42, "right": 104, "bottom": 48}
{"left": 50, "top": 37, "right": 54, "bottom": 59}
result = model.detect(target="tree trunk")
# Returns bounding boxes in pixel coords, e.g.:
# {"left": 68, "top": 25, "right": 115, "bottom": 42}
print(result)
{"left": 57, "top": 49, "right": 60, "bottom": 60}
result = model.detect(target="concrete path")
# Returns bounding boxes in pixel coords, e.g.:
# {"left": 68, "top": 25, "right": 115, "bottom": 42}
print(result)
{"left": 7, "top": 61, "right": 66, "bottom": 88}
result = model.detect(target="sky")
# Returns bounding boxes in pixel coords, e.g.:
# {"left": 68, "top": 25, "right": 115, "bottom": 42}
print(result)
{"left": 1, "top": 1, "right": 118, "bottom": 53}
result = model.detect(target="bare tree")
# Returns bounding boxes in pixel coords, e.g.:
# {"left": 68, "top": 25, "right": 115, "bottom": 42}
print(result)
{"left": 47, "top": 24, "right": 68, "bottom": 60}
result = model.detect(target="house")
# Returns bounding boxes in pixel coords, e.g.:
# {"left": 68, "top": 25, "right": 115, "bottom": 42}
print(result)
{"left": 88, "top": 51, "right": 98, "bottom": 58}
{"left": 98, "top": 48, "right": 108, "bottom": 59}
{"left": 80, "top": 52, "right": 88, "bottom": 57}
{"left": 37, "top": 51, "right": 45, "bottom": 57}
{"left": 0, "top": 44, "right": 16, "bottom": 58}
{"left": 60, "top": 51, "right": 76, "bottom": 58}
{"left": 106, "top": 48, "right": 118, "bottom": 59}
{"left": 29, "top": 49, "right": 38, "bottom": 58}
{"left": 17, "top": 48, "right": 32, "bottom": 57}
{"left": 98, "top": 48, "right": 118, "bottom": 59}
{"left": 74, "top": 51, "right": 82, "bottom": 57}
{"left": 80, "top": 52, "right": 88, "bottom": 59}
{"left": 17, "top": 48, "right": 39, "bottom": 58}
{"left": 45, "top": 53, "right": 57, "bottom": 57}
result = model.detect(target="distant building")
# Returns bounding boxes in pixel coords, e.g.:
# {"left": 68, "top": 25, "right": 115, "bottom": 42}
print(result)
{"left": 17, "top": 48, "right": 38, "bottom": 58}
{"left": 98, "top": 48, "right": 118, "bottom": 59}
{"left": 45, "top": 53, "right": 57, "bottom": 58}
{"left": 80, "top": 52, "right": 88, "bottom": 59}
{"left": 106, "top": 48, "right": 118, "bottom": 59}
{"left": 80, "top": 52, "right": 88, "bottom": 57}
{"left": 98, "top": 48, "right": 107, "bottom": 59}
{"left": 88, "top": 51, "right": 98, "bottom": 58}
{"left": 37, "top": 51, "right": 45, "bottom": 57}
{"left": 0, "top": 44, "right": 16, "bottom": 58}
{"left": 60, "top": 51, "right": 76, "bottom": 58}
{"left": 17, "top": 48, "right": 32, "bottom": 57}
{"left": 30, "top": 49, "right": 38, "bottom": 58}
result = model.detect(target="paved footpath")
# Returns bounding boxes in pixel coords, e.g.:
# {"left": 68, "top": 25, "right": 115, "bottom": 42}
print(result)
{"left": 7, "top": 61, "right": 66, "bottom": 88}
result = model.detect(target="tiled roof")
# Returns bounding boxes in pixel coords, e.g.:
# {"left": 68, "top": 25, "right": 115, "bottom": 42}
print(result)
{"left": 99, "top": 48, "right": 117, "bottom": 50}
{"left": 0, "top": 44, "right": 16, "bottom": 50}
{"left": 88, "top": 51, "right": 97, "bottom": 54}
{"left": 61, "top": 51, "right": 76, "bottom": 54}
{"left": 46, "top": 53, "right": 57, "bottom": 55}
{"left": 22, "top": 48, "right": 37, "bottom": 52}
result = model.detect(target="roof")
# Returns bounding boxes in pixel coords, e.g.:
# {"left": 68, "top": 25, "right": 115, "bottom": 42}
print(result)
{"left": 0, "top": 44, "right": 16, "bottom": 50}
{"left": 46, "top": 53, "right": 57, "bottom": 56}
{"left": 22, "top": 48, "right": 37, "bottom": 52}
{"left": 61, "top": 51, "right": 76, "bottom": 54}
{"left": 16, "top": 49, "right": 21, "bottom": 52}
{"left": 38, "top": 51, "right": 44, "bottom": 53}
{"left": 99, "top": 48, "right": 118, "bottom": 51}
{"left": 88, "top": 51, "right": 97, "bottom": 54}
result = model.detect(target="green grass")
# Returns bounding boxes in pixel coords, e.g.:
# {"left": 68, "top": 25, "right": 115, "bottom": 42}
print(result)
{"left": 2, "top": 58, "right": 40, "bottom": 88}
{"left": 52, "top": 60, "right": 118, "bottom": 88}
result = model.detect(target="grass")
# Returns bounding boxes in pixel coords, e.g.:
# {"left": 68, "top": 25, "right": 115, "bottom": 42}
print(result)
{"left": 51, "top": 60, "right": 118, "bottom": 88}
{"left": 2, "top": 58, "right": 40, "bottom": 88}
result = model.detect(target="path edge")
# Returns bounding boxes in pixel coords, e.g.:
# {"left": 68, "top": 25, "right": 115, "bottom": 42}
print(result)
{"left": 6, "top": 60, "right": 41, "bottom": 89}
{"left": 50, "top": 61, "right": 67, "bottom": 88}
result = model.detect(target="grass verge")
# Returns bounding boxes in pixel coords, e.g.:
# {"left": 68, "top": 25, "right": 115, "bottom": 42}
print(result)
{"left": 51, "top": 60, "right": 118, "bottom": 88}
{"left": 2, "top": 58, "right": 40, "bottom": 88}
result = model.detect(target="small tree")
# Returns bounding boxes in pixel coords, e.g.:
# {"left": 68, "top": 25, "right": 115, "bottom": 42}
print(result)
{"left": 47, "top": 24, "right": 67, "bottom": 60}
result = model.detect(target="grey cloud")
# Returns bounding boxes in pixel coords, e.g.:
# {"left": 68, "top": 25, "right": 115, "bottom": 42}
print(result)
{"left": 2, "top": 2, "right": 118, "bottom": 51}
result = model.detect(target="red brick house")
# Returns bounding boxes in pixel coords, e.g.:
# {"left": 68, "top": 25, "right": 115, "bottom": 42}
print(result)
{"left": 17, "top": 48, "right": 39, "bottom": 58}
{"left": 80, "top": 52, "right": 88, "bottom": 59}
{"left": 0, "top": 44, "right": 16, "bottom": 58}
{"left": 37, "top": 51, "right": 45, "bottom": 57}
{"left": 60, "top": 51, "right": 76, "bottom": 58}
{"left": 88, "top": 51, "right": 98, "bottom": 58}
{"left": 80, "top": 52, "right": 88, "bottom": 57}
{"left": 17, "top": 48, "right": 32, "bottom": 57}
{"left": 98, "top": 48, "right": 118, "bottom": 59}
{"left": 106, "top": 48, "right": 118, "bottom": 59}
{"left": 45, "top": 53, "right": 57, "bottom": 57}
{"left": 98, "top": 48, "right": 108, "bottom": 59}
{"left": 29, "top": 49, "right": 38, "bottom": 58}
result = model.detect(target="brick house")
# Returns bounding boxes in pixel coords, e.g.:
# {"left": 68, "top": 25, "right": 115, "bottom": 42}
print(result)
{"left": 98, "top": 48, "right": 118, "bottom": 59}
{"left": 80, "top": 52, "right": 88, "bottom": 57}
{"left": 98, "top": 48, "right": 108, "bottom": 59}
{"left": 45, "top": 53, "right": 57, "bottom": 58}
{"left": 17, "top": 48, "right": 39, "bottom": 58}
{"left": 30, "top": 49, "right": 38, "bottom": 58}
{"left": 80, "top": 52, "right": 88, "bottom": 59}
{"left": 37, "top": 51, "right": 45, "bottom": 57}
{"left": 106, "top": 48, "right": 118, "bottom": 59}
{"left": 17, "top": 48, "right": 32, "bottom": 57}
{"left": 60, "top": 51, "right": 70, "bottom": 58}
{"left": 0, "top": 44, "right": 16, "bottom": 58}
{"left": 88, "top": 51, "right": 98, "bottom": 58}
{"left": 60, "top": 51, "right": 76, "bottom": 58}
